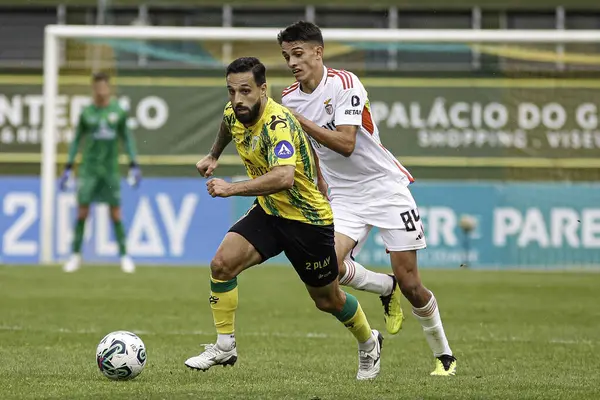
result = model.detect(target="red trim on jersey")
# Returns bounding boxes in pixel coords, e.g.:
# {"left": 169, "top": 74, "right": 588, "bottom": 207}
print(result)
{"left": 282, "top": 82, "right": 299, "bottom": 98}
{"left": 379, "top": 144, "right": 415, "bottom": 183}
{"left": 283, "top": 81, "right": 298, "bottom": 91}
{"left": 362, "top": 105, "right": 374, "bottom": 135}
{"left": 327, "top": 68, "right": 353, "bottom": 90}
{"left": 340, "top": 70, "right": 354, "bottom": 89}
{"left": 327, "top": 68, "right": 346, "bottom": 89}
{"left": 334, "top": 70, "right": 349, "bottom": 89}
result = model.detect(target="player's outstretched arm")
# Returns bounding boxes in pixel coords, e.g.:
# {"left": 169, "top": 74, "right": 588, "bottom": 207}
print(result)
{"left": 207, "top": 165, "right": 294, "bottom": 198}
{"left": 294, "top": 113, "right": 357, "bottom": 157}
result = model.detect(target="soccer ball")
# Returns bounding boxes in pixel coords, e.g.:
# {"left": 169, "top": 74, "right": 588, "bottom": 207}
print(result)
{"left": 96, "top": 330, "right": 147, "bottom": 380}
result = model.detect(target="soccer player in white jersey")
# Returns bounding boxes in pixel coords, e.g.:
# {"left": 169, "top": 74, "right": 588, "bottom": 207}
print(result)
{"left": 278, "top": 21, "right": 456, "bottom": 376}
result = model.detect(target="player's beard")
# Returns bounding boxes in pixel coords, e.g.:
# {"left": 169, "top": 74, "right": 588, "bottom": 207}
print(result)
{"left": 234, "top": 99, "right": 262, "bottom": 125}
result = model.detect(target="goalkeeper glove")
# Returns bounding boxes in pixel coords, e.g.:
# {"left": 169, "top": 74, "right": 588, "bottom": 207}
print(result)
{"left": 128, "top": 162, "right": 142, "bottom": 188}
{"left": 59, "top": 164, "right": 72, "bottom": 191}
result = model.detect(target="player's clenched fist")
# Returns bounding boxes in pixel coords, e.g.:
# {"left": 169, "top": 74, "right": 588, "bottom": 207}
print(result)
{"left": 206, "top": 178, "right": 232, "bottom": 198}
{"left": 196, "top": 155, "right": 218, "bottom": 177}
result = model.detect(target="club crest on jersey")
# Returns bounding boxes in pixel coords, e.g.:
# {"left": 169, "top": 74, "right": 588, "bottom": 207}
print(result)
{"left": 108, "top": 112, "right": 118, "bottom": 124}
{"left": 93, "top": 120, "right": 116, "bottom": 140}
{"left": 251, "top": 135, "right": 260, "bottom": 151}
{"left": 274, "top": 140, "right": 294, "bottom": 159}
{"left": 324, "top": 98, "right": 333, "bottom": 115}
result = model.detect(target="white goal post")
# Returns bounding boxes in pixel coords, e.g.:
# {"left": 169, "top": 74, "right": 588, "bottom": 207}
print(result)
{"left": 40, "top": 24, "right": 600, "bottom": 264}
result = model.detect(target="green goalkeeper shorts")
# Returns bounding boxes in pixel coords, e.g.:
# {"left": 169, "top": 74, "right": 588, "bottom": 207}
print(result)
{"left": 77, "top": 175, "right": 121, "bottom": 206}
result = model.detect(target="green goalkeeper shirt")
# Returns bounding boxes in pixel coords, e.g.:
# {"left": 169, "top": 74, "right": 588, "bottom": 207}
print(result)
{"left": 67, "top": 99, "right": 137, "bottom": 177}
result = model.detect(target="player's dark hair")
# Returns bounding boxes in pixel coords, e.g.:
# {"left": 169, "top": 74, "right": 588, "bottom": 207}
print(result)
{"left": 226, "top": 57, "right": 267, "bottom": 86}
{"left": 92, "top": 71, "right": 110, "bottom": 83}
{"left": 277, "top": 21, "right": 324, "bottom": 47}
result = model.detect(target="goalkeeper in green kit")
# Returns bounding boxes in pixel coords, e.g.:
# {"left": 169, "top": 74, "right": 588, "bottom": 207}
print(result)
{"left": 59, "top": 72, "right": 141, "bottom": 273}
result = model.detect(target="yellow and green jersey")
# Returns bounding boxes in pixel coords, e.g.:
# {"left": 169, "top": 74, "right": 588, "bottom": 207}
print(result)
{"left": 223, "top": 98, "right": 333, "bottom": 226}
{"left": 67, "top": 99, "right": 137, "bottom": 177}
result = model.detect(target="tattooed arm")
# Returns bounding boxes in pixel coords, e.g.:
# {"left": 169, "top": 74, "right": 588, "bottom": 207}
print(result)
{"left": 209, "top": 120, "right": 232, "bottom": 159}
{"left": 196, "top": 121, "right": 232, "bottom": 178}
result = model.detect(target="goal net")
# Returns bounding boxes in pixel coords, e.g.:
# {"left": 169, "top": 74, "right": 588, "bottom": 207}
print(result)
{"left": 38, "top": 25, "right": 600, "bottom": 269}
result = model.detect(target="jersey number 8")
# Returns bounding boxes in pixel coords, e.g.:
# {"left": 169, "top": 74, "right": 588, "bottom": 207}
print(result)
{"left": 400, "top": 209, "right": 421, "bottom": 232}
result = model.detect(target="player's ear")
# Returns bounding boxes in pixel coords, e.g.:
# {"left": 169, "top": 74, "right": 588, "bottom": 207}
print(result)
{"left": 260, "top": 83, "right": 268, "bottom": 98}
{"left": 314, "top": 45, "right": 324, "bottom": 61}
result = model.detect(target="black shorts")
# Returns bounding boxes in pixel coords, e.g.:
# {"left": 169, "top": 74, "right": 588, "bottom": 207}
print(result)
{"left": 229, "top": 202, "right": 338, "bottom": 287}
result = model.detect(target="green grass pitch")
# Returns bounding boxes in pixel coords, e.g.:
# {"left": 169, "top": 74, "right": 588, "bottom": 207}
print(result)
{"left": 0, "top": 265, "right": 599, "bottom": 399}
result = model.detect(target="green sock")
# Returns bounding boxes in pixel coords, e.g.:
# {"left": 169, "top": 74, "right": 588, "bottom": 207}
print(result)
{"left": 113, "top": 220, "right": 127, "bottom": 256}
{"left": 332, "top": 292, "right": 373, "bottom": 343}
{"left": 72, "top": 218, "right": 86, "bottom": 253}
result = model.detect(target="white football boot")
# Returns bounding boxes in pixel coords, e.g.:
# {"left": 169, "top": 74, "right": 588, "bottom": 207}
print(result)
{"left": 356, "top": 329, "right": 383, "bottom": 380}
{"left": 185, "top": 343, "right": 238, "bottom": 371}
{"left": 63, "top": 254, "right": 81, "bottom": 273}
{"left": 120, "top": 255, "right": 136, "bottom": 274}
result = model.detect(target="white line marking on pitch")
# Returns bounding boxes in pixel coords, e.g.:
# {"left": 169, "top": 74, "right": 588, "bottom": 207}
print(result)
{"left": 0, "top": 325, "right": 335, "bottom": 339}
{"left": 0, "top": 325, "right": 596, "bottom": 345}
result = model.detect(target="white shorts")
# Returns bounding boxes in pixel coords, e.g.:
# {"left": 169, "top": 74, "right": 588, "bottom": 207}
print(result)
{"left": 331, "top": 185, "right": 427, "bottom": 255}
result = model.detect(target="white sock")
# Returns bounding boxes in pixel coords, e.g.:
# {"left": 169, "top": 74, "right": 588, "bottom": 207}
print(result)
{"left": 412, "top": 292, "right": 452, "bottom": 358}
{"left": 216, "top": 333, "right": 235, "bottom": 350}
{"left": 358, "top": 332, "right": 376, "bottom": 352}
{"left": 339, "top": 259, "right": 394, "bottom": 296}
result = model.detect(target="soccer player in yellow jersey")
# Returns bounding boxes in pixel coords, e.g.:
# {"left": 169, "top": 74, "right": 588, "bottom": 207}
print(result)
{"left": 184, "top": 57, "right": 382, "bottom": 380}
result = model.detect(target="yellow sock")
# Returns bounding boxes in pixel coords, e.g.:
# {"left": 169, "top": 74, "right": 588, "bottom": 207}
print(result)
{"left": 210, "top": 277, "right": 238, "bottom": 334}
{"left": 333, "top": 292, "right": 372, "bottom": 343}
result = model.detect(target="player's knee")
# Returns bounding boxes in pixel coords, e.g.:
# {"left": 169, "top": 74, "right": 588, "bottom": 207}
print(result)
{"left": 399, "top": 277, "right": 423, "bottom": 301}
{"left": 210, "top": 253, "right": 238, "bottom": 281}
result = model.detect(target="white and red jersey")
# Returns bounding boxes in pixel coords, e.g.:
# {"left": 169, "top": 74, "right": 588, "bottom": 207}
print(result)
{"left": 281, "top": 65, "right": 414, "bottom": 204}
